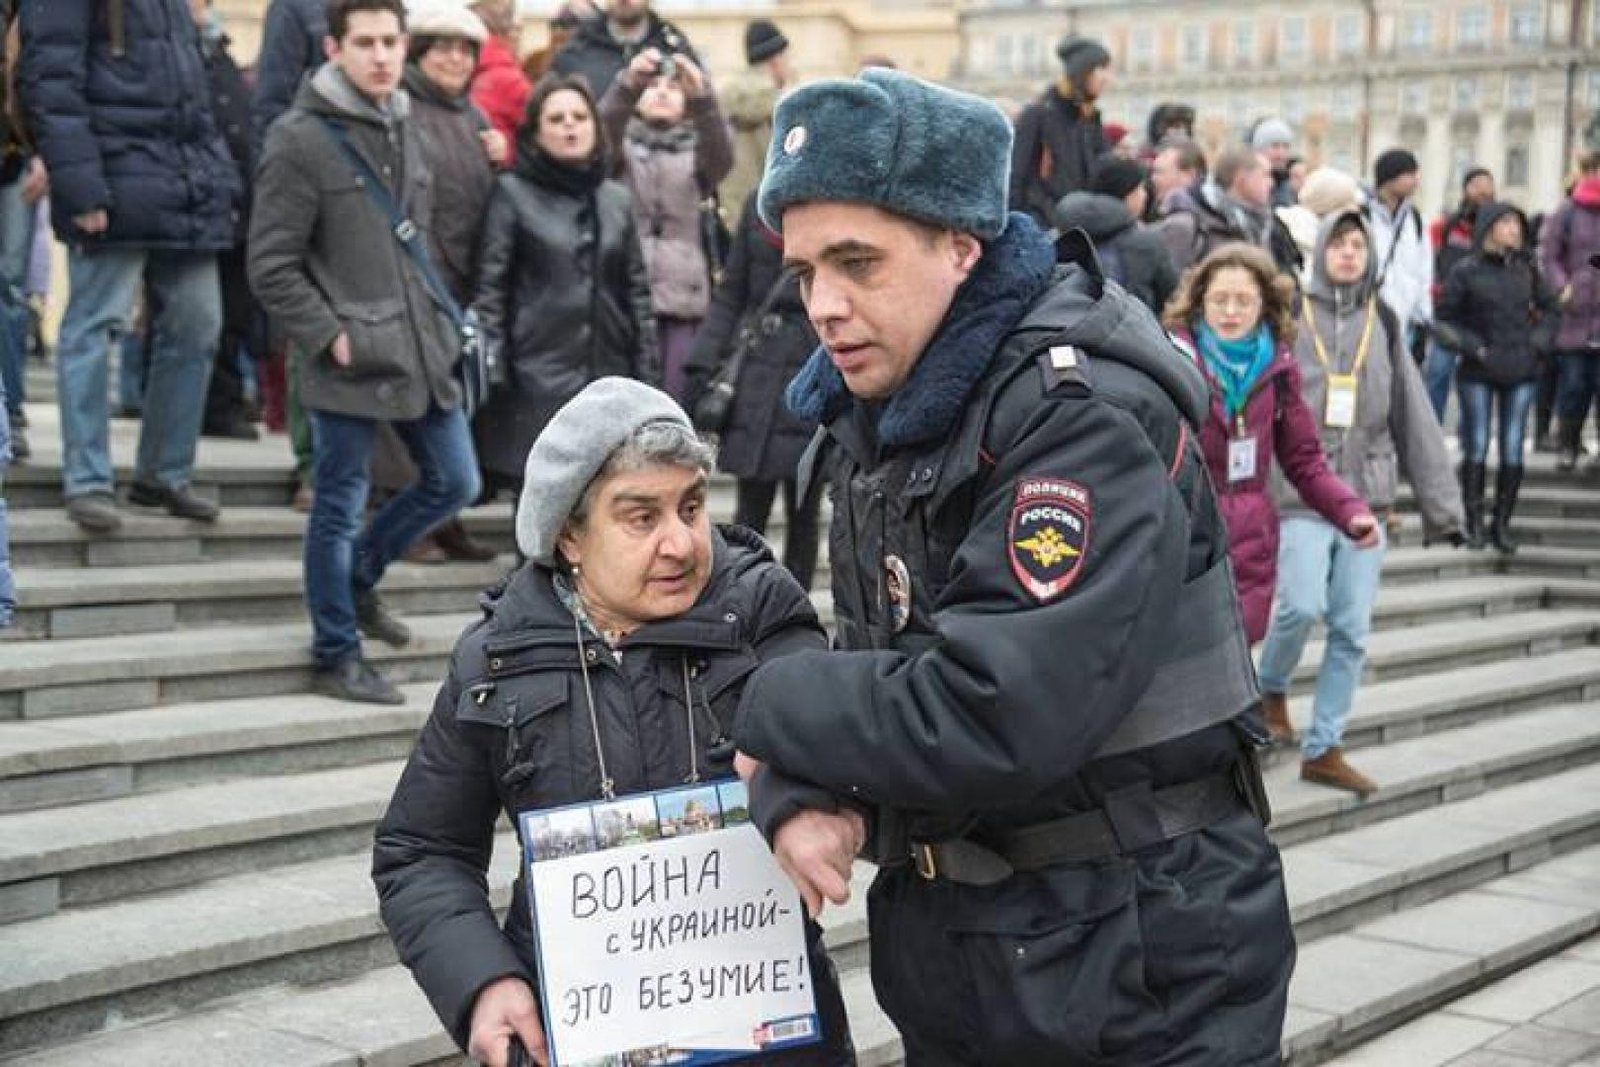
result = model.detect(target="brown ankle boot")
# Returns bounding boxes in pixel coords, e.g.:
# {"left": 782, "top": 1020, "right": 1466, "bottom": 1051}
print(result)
{"left": 1301, "top": 748, "right": 1378, "bottom": 797}
{"left": 403, "top": 534, "right": 449, "bottom": 564}
{"left": 433, "top": 517, "right": 499, "bottom": 562}
{"left": 1261, "top": 692, "right": 1296, "bottom": 746}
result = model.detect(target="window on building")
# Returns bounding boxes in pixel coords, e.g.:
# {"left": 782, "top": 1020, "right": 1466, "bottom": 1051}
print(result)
{"left": 1130, "top": 26, "right": 1156, "bottom": 71}
{"left": 1453, "top": 75, "right": 1480, "bottom": 110}
{"left": 1401, "top": 79, "right": 1429, "bottom": 114}
{"left": 1451, "top": 144, "right": 1476, "bottom": 186}
{"left": 1281, "top": 88, "right": 1306, "bottom": 123}
{"left": 1021, "top": 34, "right": 1042, "bottom": 75}
{"left": 1510, "top": 3, "right": 1544, "bottom": 44}
{"left": 994, "top": 34, "right": 1014, "bottom": 76}
{"left": 1233, "top": 20, "right": 1257, "bottom": 65}
{"left": 1507, "top": 71, "right": 1535, "bottom": 110}
{"left": 1402, "top": 9, "right": 1435, "bottom": 51}
{"left": 1332, "top": 85, "right": 1358, "bottom": 121}
{"left": 1506, "top": 144, "right": 1530, "bottom": 187}
{"left": 1335, "top": 13, "right": 1363, "bottom": 55}
{"left": 1182, "top": 23, "right": 1208, "bottom": 70}
{"left": 1455, "top": 6, "right": 1489, "bottom": 49}
{"left": 1589, "top": 69, "right": 1600, "bottom": 109}
{"left": 1280, "top": 16, "right": 1309, "bottom": 61}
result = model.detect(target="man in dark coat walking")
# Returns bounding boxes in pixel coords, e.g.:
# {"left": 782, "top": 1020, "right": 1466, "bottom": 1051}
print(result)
{"left": 19, "top": 0, "right": 242, "bottom": 531}
{"left": 252, "top": 0, "right": 328, "bottom": 152}
{"left": 1054, "top": 153, "right": 1178, "bottom": 314}
{"left": 732, "top": 68, "right": 1293, "bottom": 1066}
{"left": 551, "top": 0, "right": 700, "bottom": 98}
{"left": 248, "top": 0, "right": 480, "bottom": 705}
{"left": 1008, "top": 35, "right": 1112, "bottom": 228}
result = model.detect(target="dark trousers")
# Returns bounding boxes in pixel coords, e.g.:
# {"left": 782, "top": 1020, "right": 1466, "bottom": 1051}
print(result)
{"left": 735, "top": 477, "right": 821, "bottom": 591}
{"left": 1535, "top": 354, "right": 1561, "bottom": 441}
{"left": 1556, "top": 348, "right": 1600, "bottom": 427}
{"left": 202, "top": 248, "right": 258, "bottom": 430}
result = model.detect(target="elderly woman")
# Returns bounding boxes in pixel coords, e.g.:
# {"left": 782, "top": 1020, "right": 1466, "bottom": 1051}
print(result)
{"left": 600, "top": 48, "right": 734, "bottom": 401}
{"left": 373, "top": 379, "right": 855, "bottom": 1067}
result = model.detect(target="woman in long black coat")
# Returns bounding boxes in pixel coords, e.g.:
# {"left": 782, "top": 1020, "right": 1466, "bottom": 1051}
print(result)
{"left": 472, "top": 73, "right": 659, "bottom": 497}
{"left": 684, "top": 193, "right": 822, "bottom": 589}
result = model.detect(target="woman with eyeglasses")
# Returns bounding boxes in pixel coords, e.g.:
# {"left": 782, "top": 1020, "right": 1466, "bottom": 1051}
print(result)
{"left": 1164, "top": 242, "right": 1378, "bottom": 707}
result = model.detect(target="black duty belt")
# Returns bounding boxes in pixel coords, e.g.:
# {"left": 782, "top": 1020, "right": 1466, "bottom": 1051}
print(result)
{"left": 911, "top": 768, "right": 1253, "bottom": 887}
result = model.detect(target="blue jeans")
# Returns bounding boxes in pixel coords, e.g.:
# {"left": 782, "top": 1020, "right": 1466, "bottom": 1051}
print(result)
{"left": 0, "top": 176, "right": 33, "bottom": 416}
{"left": 1556, "top": 350, "right": 1600, "bottom": 423}
{"left": 56, "top": 247, "right": 221, "bottom": 498}
{"left": 305, "top": 404, "right": 480, "bottom": 667}
{"left": 1257, "top": 517, "right": 1388, "bottom": 760}
{"left": 0, "top": 373, "right": 13, "bottom": 627}
{"left": 1421, "top": 340, "right": 1457, "bottom": 422}
{"left": 1456, "top": 378, "right": 1535, "bottom": 467}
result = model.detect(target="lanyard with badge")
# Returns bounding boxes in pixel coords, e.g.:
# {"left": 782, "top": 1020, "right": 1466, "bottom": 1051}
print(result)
{"left": 1227, "top": 413, "right": 1257, "bottom": 484}
{"left": 1304, "top": 298, "right": 1376, "bottom": 430}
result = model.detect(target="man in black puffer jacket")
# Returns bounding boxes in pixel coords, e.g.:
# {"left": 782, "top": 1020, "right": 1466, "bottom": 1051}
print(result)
{"left": 733, "top": 69, "right": 1293, "bottom": 1066}
{"left": 19, "top": 0, "right": 241, "bottom": 531}
{"left": 1055, "top": 153, "right": 1178, "bottom": 315}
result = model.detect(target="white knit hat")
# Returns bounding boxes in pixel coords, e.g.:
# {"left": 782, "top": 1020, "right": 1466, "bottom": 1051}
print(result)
{"left": 407, "top": 3, "right": 488, "bottom": 42}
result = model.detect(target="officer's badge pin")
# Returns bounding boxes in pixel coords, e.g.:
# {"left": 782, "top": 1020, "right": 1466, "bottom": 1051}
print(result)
{"left": 1008, "top": 476, "right": 1091, "bottom": 603}
{"left": 1048, "top": 345, "right": 1082, "bottom": 371}
{"left": 884, "top": 555, "right": 912, "bottom": 633}
{"left": 784, "top": 126, "right": 808, "bottom": 155}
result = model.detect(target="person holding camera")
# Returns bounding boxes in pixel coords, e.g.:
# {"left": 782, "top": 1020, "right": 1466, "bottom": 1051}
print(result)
{"left": 683, "top": 193, "right": 822, "bottom": 591}
{"left": 600, "top": 47, "right": 733, "bottom": 402}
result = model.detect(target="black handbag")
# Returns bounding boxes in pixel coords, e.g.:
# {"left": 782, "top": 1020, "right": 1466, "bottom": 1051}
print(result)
{"left": 693, "top": 270, "right": 792, "bottom": 434}
{"left": 317, "top": 118, "right": 500, "bottom": 418}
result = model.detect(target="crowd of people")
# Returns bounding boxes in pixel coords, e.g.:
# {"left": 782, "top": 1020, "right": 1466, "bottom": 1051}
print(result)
{"left": 2, "top": 1, "right": 1598, "bottom": 1063}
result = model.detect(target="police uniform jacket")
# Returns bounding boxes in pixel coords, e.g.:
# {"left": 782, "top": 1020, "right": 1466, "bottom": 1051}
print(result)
{"left": 372, "top": 527, "right": 853, "bottom": 1063}
{"left": 734, "top": 220, "right": 1294, "bottom": 1064}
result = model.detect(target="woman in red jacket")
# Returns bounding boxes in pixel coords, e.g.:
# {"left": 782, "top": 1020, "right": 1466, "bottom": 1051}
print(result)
{"left": 1164, "top": 243, "right": 1379, "bottom": 741}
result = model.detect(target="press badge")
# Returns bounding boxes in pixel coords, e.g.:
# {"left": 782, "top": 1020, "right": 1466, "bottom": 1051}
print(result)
{"left": 1227, "top": 436, "right": 1258, "bottom": 483}
{"left": 1325, "top": 374, "right": 1359, "bottom": 429}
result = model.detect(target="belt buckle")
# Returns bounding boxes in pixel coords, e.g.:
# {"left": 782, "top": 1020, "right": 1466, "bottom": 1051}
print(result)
{"left": 913, "top": 843, "right": 939, "bottom": 881}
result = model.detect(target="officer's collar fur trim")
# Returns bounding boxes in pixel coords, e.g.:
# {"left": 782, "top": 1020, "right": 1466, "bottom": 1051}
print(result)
{"left": 785, "top": 211, "right": 1057, "bottom": 450}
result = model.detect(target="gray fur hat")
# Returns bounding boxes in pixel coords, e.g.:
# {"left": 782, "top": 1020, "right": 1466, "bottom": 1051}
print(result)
{"left": 757, "top": 68, "right": 1013, "bottom": 239}
{"left": 515, "top": 378, "right": 693, "bottom": 566}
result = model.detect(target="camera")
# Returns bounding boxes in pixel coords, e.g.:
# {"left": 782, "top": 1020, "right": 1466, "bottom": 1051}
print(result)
{"left": 658, "top": 54, "right": 677, "bottom": 79}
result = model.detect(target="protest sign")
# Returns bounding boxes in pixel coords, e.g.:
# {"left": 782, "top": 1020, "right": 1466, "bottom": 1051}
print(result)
{"left": 519, "top": 779, "right": 820, "bottom": 1066}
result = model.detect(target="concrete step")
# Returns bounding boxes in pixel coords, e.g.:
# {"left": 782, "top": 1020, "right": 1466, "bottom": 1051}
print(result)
{"left": 0, "top": 839, "right": 521, "bottom": 1056}
{"left": 1282, "top": 610, "right": 1598, "bottom": 693}
{"left": 9, "top": 816, "right": 1599, "bottom": 1066}
{"left": 1396, "top": 511, "right": 1600, "bottom": 551}
{"left": 9, "top": 693, "right": 1598, "bottom": 926}
{"left": 4, "top": 559, "right": 508, "bottom": 641}
{"left": 1280, "top": 843, "right": 1600, "bottom": 1065}
{"left": 6, "top": 505, "right": 517, "bottom": 569}
{"left": 1399, "top": 483, "right": 1600, "bottom": 522}
{"left": 0, "top": 683, "right": 434, "bottom": 813}
{"left": 1316, "top": 932, "right": 1600, "bottom": 1067}
{"left": 0, "top": 614, "right": 472, "bottom": 720}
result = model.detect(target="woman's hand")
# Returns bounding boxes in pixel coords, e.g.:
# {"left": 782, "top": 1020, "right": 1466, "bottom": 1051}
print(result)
{"left": 480, "top": 128, "right": 510, "bottom": 167}
{"left": 1346, "top": 512, "right": 1381, "bottom": 549}
{"left": 673, "top": 54, "right": 709, "bottom": 99}
{"left": 468, "top": 977, "right": 548, "bottom": 1067}
{"left": 625, "top": 48, "right": 662, "bottom": 91}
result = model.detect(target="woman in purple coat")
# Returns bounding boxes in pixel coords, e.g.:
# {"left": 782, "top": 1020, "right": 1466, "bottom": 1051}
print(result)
{"left": 1164, "top": 243, "right": 1379, "bottom": 742}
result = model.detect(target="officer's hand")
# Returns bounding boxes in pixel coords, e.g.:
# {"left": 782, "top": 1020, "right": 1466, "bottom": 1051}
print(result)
{"left": 773, "top": 809, "right": 864, "bottom": 919}
{"left": 1347, "top": 512, "right": 1381, "bottom": 549}
{"left": 468, "top": 976, "right": 548, "bottom": 1067}
{"left": 734, "top": 751, "right": 762, "bottom": 783}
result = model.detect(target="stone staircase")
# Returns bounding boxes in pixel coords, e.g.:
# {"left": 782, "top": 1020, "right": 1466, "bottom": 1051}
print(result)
{"left": 1, "top": 385, "right": 1599, "bottom": 1065}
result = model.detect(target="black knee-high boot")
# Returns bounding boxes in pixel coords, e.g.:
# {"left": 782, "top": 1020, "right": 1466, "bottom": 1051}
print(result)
{"left": 1489, "top": 465, "right": 1523, "bottom": 555}
{"left": 1459, "top": 461, "right": 1487, "bottom": 549}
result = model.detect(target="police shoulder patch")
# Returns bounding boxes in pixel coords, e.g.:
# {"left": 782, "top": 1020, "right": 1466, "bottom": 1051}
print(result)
{"left": 1008, "top": 476, "right": 1091, "bottom": 603}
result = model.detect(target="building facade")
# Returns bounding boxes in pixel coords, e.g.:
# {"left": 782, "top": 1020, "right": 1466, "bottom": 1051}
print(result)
{"left": 959, "top": 0, "right": 1600, "bottom": 218}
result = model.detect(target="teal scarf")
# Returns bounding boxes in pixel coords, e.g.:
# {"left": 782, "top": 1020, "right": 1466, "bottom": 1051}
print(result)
{"left": 1195, "top": 322, "right": 1275, "bottom": 420}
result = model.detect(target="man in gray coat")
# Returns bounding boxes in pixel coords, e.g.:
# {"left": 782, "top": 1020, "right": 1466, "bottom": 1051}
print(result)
{"left": 248, "top": 0, "right": 480, "bottom": 704}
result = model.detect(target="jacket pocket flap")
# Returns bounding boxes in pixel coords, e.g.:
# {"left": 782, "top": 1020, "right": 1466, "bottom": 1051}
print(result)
{"left": 333, "top": 298, "right": 406, "bottom": 325}
{"left": 455, "top": 673, "right": 570, "bottom": 727}
{"left": 660, "top": 651, "right": 761, "bottom": 702}
{"left": 943, "top": 861, "right": 1133, "bottom": 936}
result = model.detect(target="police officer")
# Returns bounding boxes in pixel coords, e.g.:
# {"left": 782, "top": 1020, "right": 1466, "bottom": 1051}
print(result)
{"left": 731, "top": 69, "right": 1295, "bottom": 1066}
